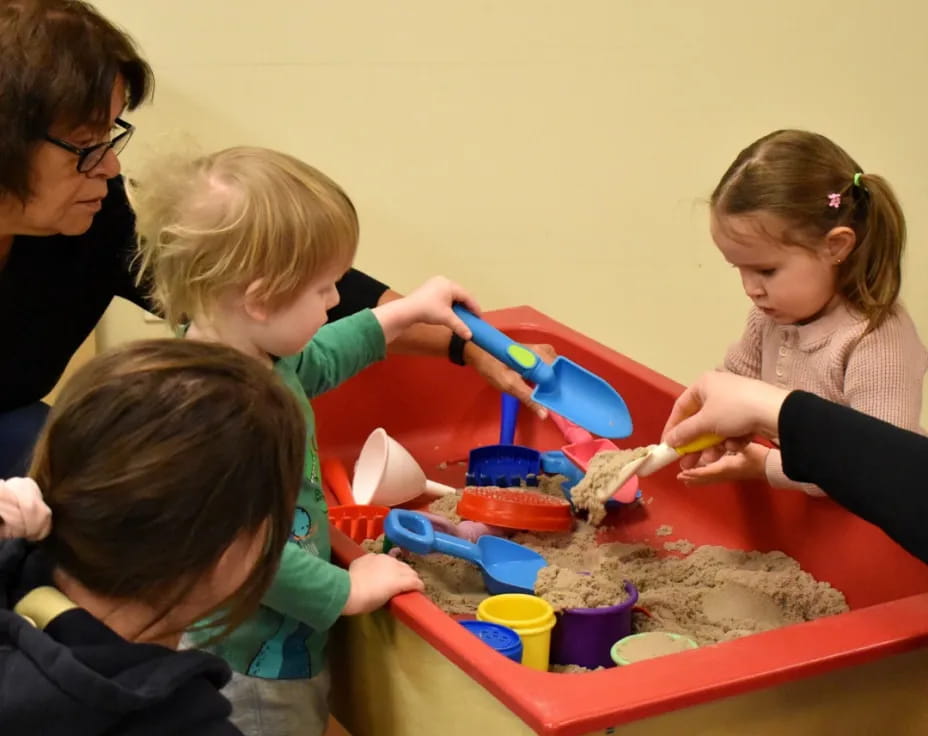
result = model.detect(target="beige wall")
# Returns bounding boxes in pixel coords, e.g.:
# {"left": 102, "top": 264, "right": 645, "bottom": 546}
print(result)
{"left": 94, "top": 0, "right": 928, "bottom": 424}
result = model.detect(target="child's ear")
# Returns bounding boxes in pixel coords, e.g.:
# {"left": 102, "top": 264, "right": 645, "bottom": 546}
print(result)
{"left": 243, "top": 280, "right": 270, "bottom": 322}
{"left": 823, "top": 226, "right": 856, "bottom": 264}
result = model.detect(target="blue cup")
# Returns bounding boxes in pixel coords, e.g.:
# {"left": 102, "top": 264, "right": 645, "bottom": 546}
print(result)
{"left": 460, "top": 620, "right": 523, "bottom": 663}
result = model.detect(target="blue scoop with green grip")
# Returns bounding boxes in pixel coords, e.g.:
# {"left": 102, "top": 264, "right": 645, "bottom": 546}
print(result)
{"left": 452, "top": 305, "right": 632, "bottom": 439}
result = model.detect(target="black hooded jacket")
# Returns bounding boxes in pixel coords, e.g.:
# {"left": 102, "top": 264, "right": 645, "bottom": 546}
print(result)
{"left": 0, "top": 540, "right": 242, "bottom": 735}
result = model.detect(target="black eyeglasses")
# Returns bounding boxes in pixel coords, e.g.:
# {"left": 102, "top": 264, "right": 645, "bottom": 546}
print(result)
{"left": 45, "top": 117, "right": 135, "bottom": 174}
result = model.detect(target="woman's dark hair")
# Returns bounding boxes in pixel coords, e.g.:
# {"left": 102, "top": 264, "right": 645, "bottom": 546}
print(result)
{"left": 29, "top": 339, "right": 304, "bottom": 639}
{"left": 0, "top": 0, "right": 153, "bottom": 200}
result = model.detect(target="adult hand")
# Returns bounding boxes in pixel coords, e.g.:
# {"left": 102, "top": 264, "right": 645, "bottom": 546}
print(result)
{"left": 373, "top": 286, "right": 557, "bottom": 418}
{"left": 662, "top": 372, "right": 789, "bottom": 450}
{"left": 464, "top": 341, "right": 558, "bottom": 419}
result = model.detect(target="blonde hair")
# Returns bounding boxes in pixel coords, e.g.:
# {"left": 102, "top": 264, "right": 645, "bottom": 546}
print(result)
{"left": 134, "top": 146, "right": 358, "bottom": 327}
{"left": 711, "top": 130, "right": 905, "bottom": 330}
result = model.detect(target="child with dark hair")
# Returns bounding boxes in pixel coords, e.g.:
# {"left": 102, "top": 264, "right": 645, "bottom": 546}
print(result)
{"left": 0, "top": 338, "right": 308, "bottom": 735}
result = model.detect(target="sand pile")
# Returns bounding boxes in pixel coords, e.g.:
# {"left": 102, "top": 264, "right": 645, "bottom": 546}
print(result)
{"left": 383, "top": 492, "right": 848, "bottom": 647}
{"left": 569, "top": 449, "right": 648, "bottom": 524}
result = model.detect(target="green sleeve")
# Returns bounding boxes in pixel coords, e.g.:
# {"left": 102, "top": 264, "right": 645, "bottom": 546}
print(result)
{"left": 287, "top": 309, "right": 386, "bottom": 399}
{"left": 262, "top": 541, "right": 351, "bottom": 631}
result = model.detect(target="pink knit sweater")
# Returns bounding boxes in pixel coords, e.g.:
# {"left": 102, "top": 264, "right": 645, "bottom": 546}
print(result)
{"left": 724, "top": 300, "right": 927, "bottom": 495}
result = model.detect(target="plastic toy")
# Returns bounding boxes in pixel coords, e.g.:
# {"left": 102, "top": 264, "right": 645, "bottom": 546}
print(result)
{"left": 452, "top": 305, "right": 633, "bottom": 439}
{"left": 384, "top": 509, "right": 547, "bottom": 595}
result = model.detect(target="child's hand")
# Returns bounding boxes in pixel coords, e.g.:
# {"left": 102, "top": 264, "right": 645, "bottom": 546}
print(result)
{"left": 0, "top": 477, "right": 51, "bottom": 541}
{"left": 677, "top": 443, "right": 727, "bottom": 471}
{"left": 342, "top": 553, "right": 424, "bottom": 615}
{"left": 374, "top": 276, "right": 480, "bottom": 344}
{"left": 677, "top": 442, "right": 769, "bottom": 486}
{"left": 409, "top": 276, "right": 481, "bottom": 335}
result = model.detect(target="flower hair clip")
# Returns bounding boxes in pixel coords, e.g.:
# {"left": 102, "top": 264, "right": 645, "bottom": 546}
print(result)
{"left": 827, "top": 192, "right": 841, "bottom": 208}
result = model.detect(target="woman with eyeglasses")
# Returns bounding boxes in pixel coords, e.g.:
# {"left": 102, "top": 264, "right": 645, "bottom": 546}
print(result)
{"left": 0, "top": 0, "right": 554, "bottom": 477}
{"left": 0, "top": 0, "right": 153, "bottom": 478}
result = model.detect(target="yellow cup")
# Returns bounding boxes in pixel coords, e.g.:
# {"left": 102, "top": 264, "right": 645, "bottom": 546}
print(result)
{"left": 477, "top": 594, "right": 555, "bottom": 671}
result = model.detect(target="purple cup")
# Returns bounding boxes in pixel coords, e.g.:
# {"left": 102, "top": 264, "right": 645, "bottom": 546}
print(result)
{"left": 549, "top": 580, "right": 639, "bottom": 669}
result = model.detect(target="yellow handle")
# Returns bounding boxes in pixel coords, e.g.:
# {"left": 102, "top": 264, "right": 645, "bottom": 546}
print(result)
{"left": 14, "top": 586, "right": 77, "bottom": 630}
{"left": 674, "top": 434, "right": 725, "bottom": 456}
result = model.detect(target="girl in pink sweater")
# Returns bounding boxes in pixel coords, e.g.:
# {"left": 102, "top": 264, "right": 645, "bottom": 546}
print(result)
{"left": 679, "top": 130, "right": 927, "bottom": 493}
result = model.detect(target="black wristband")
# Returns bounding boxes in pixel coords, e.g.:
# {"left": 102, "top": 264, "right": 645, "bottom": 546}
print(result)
{"left": 448, "top": 333, "right": 468, "bottom": 366}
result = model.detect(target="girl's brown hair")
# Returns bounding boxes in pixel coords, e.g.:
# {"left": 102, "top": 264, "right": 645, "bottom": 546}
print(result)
{"left": 0, "top": 0, "right": 153, "bottom": 201}
{"left": 711, "top": 129, "right": 905, "bottom": 329}
{"left": 29, "top": 339, "right": 304, "bottom": 639}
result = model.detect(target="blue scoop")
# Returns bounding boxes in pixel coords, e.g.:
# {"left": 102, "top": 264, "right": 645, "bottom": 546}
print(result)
{"left": 384, "top": 509, "right": 547, "bottom": 595}
{"left": 452, "top": 305, "right": 633, "bottom": 439}
{"left": 467, "top": 393, "right": 541, "bottom": 487}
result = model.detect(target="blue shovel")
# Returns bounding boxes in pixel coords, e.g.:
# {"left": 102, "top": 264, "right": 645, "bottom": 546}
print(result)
{"left": 384, "top": 509, "right": 547, "bottom": 595}
{"left": 452, "top": 305, "right": 633, "bottom": 439}
{"left": 467, "top": 393, "right": 542, "bottom": 487}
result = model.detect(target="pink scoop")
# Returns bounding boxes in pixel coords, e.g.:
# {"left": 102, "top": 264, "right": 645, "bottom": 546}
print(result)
{"left": 550, "top": 413, "right": 639, "bottom": 503}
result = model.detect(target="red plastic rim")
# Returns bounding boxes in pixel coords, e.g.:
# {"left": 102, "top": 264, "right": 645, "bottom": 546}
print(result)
{"left": 328, "top": 504, "right": 390, "bottom": 543}
{"left": 457, "top": 487, "right": 572, "bottom": 532}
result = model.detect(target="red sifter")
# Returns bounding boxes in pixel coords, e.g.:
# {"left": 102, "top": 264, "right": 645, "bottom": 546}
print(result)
{"left": 456, "top": 487, "right": 572, "bottom": 532}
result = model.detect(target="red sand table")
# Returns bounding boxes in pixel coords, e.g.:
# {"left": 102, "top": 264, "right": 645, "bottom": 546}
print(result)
{"left": 318, "top": 306, "right": 928, "bottom": 736}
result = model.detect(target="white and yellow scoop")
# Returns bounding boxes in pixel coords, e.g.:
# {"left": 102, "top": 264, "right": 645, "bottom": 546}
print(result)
{"left": 594, "top": 435, "right": 724, "bottom": 502}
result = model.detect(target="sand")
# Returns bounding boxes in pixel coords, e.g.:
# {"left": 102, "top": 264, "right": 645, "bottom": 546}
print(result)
{"left": 569, "top": 448, "right": 648, "bottom": 524}
{"left": 534, "top": 563, "right": 631, "bottom": 611}
{"left": 613, "top": 632, "right": 696, "bottom": 663}
{"left": 549, "top": 664, "right": 606, "bottom": 674}
{"left": 625, "top": 545, "right": 847, "bottom": 643}
{"left": 428, "top": 489, "right": 464, "bottom": 522}
{"left": 663, "top": 538, "right": 696, "bottom": 554}
{"left": 395, "top": 493, "right": 848, "bottom": 647}
{"left": 368, "top": 489, "right": 848, "bottom": 674}
{"left": 536, "top": 474, "right": 570, "bottom": 499}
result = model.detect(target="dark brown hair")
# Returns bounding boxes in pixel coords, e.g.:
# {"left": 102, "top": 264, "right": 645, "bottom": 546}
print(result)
{"left": 711, "top": 129, "right": 905, "bottom": 329}
{"left": 29, "top": 339, "right": 304, "bottom": 639}
{"left": 0, "top": 0, "right": 153, "bottom": 200}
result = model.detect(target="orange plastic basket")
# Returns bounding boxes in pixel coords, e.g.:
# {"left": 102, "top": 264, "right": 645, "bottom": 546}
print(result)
{"left": 328, "top": 504, "right": 390, "bottom": 543}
